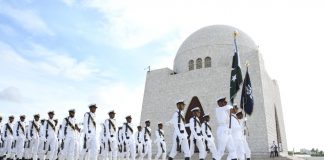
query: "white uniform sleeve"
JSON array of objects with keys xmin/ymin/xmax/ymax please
[
  {"xmin": 83, "ymin": 113, "xmax": 89, "ymax": 135},
  {"xmin": 172, "ymin": 113, "xmax": 182, "ymax": 136},
  {"xmin": 59, "ymin": 119, "xmax": 67, "ymax": 140},
  {"xmin": 105, "ymin": 120, "xmax": 111, "ymax": 140},
  {"xmin": 13, "ymin": 122, "xmax": 18, "ymax": 138}
]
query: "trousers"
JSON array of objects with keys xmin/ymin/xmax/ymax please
[
  {"xmin": 189, "ymin": 136, "xmax": 206, "ymax": 159},
  {"xmin": 169, "ymin": 133, "xmax": 190, "ymax": 158},
  {"xmin": 215, "ymin": 126, "xmax": 237, "ymax": 160},
  {"xmin": 154, "ymin": 141, "xmax": 166, "ymax": 160}
]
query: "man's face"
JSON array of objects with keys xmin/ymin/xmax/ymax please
[
  {"xmin": 35, "ymin": 116, "xmax": 40, "ymax": 121},
  {"xmin": 158, "ymin": 124, "xmax": 163, "ymax": 129},
  {"xmin": 9, "ymin": 118, "xmax": 14, "ymax": 123},
  {"xmin": 205, "ymin": 116, "xmax": 210, "ymax": 122},
  {"xmin": 126, "ymin": 118, "xmax": 132, "ymax": 123},
  {"xmin": 177, "ymin": 103, "xmax": 185, "ymax": 110},
  {"xmin": 145, "ymin": 122, "xmax": 150, "ymax": 127},
  {"xmin": 20, "ymin": 117, "xmax": 25, "ymax": 122},
  {"xmin": 0, "ymin": 117, "xmax": 2, "ymax": 122},
  {"xmin": 109, "ymin": 113, "xmax": 115, "ymax": 119},
  {"xmin": 49, "ymin": 114, "xmax": 54, "ymax": 119},
  {"xmin": 69, "ymin": 112, "xmax": 75, "ymax": 118},
  {"xmin": 90, "ymin": 107, "xmax": 97, "ymax": 113},
  {"xmin": 194, "ymin": 111, "xmax": 201, "ymax": 117},
  {"xmin": 137, "ymin": 127, "xmax": 142, "ymax": 131}
]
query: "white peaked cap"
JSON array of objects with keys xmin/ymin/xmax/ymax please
[
  {"xmin": 203, "ymin": 114, "xmax": 210, "ymax": 118},
  {"xmin": 176, "ymin": 99, "xmax": 185, "ymax": 104},
  {"xmin": 191, "ymin": 107, "xmax": 200, "ymax": 112},
  {"xmin": 217, "ymin": 97, "xmax": 226, "ymax": 102}
]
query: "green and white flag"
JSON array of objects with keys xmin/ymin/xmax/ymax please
[{"xmin": 230, "ymin": 32, "xmax": 243, "ymax": 104}]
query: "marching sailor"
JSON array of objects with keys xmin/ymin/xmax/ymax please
[
  {"xmin": 28, "ymin": 114, "xmax": 41, "ymax": 160},
  {"xmin": 189, "ymin": 107, "xmax": 206, "ymax": 160},
  {"xmin": 42, "ymin": 111, "xmax": 58, "ymax": 160},
  {"xmin": 140, "ymin": 120, "xmax": 152, "ymax": 160},
  {"xmin": 104, "ymin": 110, "xmax": 118, "ymax": 160},
  {"xmin": 59, "ymin": 109, "xmax": 77, "ymax": 160},
  {"xmin": 122, "ymin": 115, "xmax": 136, "ymax": 160},
  {"xmin": 229, "ymin": 106, "xmax": 245, "ymax": 160},
  {"xmin": 154, "ymin": 123, "xmax": 166, "ymax": 160},
  {"xmin": 2, "ymin": 116, "xmax": 15, "ymax": 160},
  {"xmin": 83, "ymin": 104, "xmax": 98, "ymax": 160},
  {"xmin": 237, "ymin": 112, "xmax": 251, "ymax": 160},
  {"xmin": 201, "ymin": 114, "xmax": 217, "ymax": 160},
  {"xmin": 214, "ymin": 97, "xmax": 237, "ymax": 160},
  {"xmin": 37, "ymin": 119, "xmax": 46, "ymax": 160},
  {"xmin": 14, "ymin": 115, "xmax": 26, "ymax": 160},
  {"xmin": 168, "ymin": 100, "xmax": 190, "ymax": 160}
]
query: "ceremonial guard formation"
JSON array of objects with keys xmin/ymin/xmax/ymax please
[{"xmin": 0, "ymin": 96, "xmax": 251, "ymax": 160}]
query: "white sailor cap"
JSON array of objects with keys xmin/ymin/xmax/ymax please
[
  {"xmin": 125, "ymin": 115, "xmax": 132, "ymax": 119},
  {"xmin": 157, "ymin": 122, "xmax": 163, "ymax": 125},
  {"xmin": 34, "ymin": 114, "xmax": 40, "ymax": 117},
  {"xmin": 145, "ymin": 119, "xmax": 150, "ymax": 123},
  {"xmin": 9, "ymin": 115, "xmax": 14, "ymax": 119},
  {"xmin": 48, "ymin": 111, "xmax": 55, "ymax": 115},
  {"xmin": 108, "ymin": 110, "xmax": 116, "ymax": 114},
  {"xmin": 203, "ymin": 114, "xmax": 210, "ymax": 118},
  {"xmin": 20, "ymin": 115, "xmax": 26, "ymax": 118},
  {"xmin": 68, "ymin": 109, "xmax": 75, "ymax": 112},
  {"xmin": 176, "ymin": 100, "xmax": 185, "ymax": 104},
  {"xmin": 217, "ymin": 97, "xmax": 226, "ymax": 102},
  {"xmin": 191, "ymin": 107, "xmax": 200, "ymax": 112}
]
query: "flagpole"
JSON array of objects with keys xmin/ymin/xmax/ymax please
[
  {"xmin": 230, "ymin": 31, "xmax": 238, "ymax": 129},
  {"xmin": 244, "ymin": 61, "xmax": 249, "ymax": 136}
]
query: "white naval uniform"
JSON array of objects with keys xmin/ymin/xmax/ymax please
[
  {"xmin": 154, "ymin": 129, "xmax": 166, "ymax": 160},
  {"xmin": 117, "ymin": 127, "xmax": 126, "ymax": 159},
  {"xmin": 104, "ymin": 118, "xmax": 118, "ymax": 160},
  {"xmin": 2, "ymin": 122, "xmax": 15, "ymax": 159},
  {"xmin": 83, "ymin": 112, "xmax": 98, "ymax": 159},
  {"xmin": 37, "ymin": 122, "xmax": 46, "ymax": 160},
  {"xmin": 42, "ymin": 119, "xmax": 58, "ymax": 160},
  {"xmin": 98, "ymin": 124, "xmax": 106, "ymax": 160},
  {"xmin": 14, "ymin": 120, "xmax": 26, "ymax": 159},
  {"xmin": 228, "ymin": 114, "xmax": 244, "ymax": 160},
  {"xmin": 80, "ymin": 129, "xmax": 89, "ymax": 160},
  {"xmin": 135, "ymin": 131, "xmax": 143, "ymax": 158},
  {"xmin": 122, "ymin": 122, "xmax": 136, "ymax": 160},
  {"xmin": 189, "ymin": 116, "xmax": 206, "ymax": 159},
  {"xmin": 169, "ymin": 110, "xmax": 191, "ymax": 158},
  {"xmin": 74, "ymin": 130, "xmax": 81, "ymax": 160},
  {"xmin": 214, "ymin": 105, "xmax": 237, "ymax": 160},
  {"xmin": 240, "ymin": 119, "xmax": 251, "ymax": 159},
  {"xmin": 201, "ymin": 121, "xmax": 217, "ymax": 160},
  {"xmin": 59, "ymin": 117, "xmax": 77, "ymax": 160},
  {"xmin": 28, "ymin": 120, "xmax": 41, "ymax": 160},
  {"xmin": 141, "ymin": 126, "xmax": 152, "ymax": 160},
  {"xmin": 24, "ymin": 126, "xmax": 32, "ymax": 159}
]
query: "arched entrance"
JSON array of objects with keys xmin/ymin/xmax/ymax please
[{"xmin": 184, "ymin": 96, "xmax": 206, "ymax": 152}]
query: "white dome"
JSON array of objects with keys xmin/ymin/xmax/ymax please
[{"xmin": 173, "ymin": 25, "xmax": 257, "ymax": 73}]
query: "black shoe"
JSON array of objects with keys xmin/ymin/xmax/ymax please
[
  {"xmin": 168, "ymin": 157, "xmax": 173, "ymax": 160},
  {"xmin": 185, "ymin": 157, "xmax": 190, "ymax": 160},
  {"xmin": 247, "ymin": 158, "xmax": 251, "ymax": 160},
  {"xmin": 199, "ymin": 159, "xmax": 204, "ymax": 160},
  {"xmin": 231, "ymin": 159, "xmax": 238, "ymax": 160}
]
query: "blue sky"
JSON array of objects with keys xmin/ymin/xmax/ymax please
[{"xmin": 1, "ymin": 0, "xmax": 324, "ymax": 151}]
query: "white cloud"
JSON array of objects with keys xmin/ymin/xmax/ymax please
[
  {"xmin": 87, "ymin": 82, "xmax": 144, "ymax": 126},
  {"xmin": 0, "ymin": 41, "xmax": 98, "ymax": 81},
  {"xmin": 0, "ymin": 87, "xmax": 22, "ymax": 103},
  {"xmin": 61, "ymin": 0, "xmax": 76, "ymax": 6},
  {"xmin": 0, "ymin": 2, "xmax": 54, "ymax": 36}
]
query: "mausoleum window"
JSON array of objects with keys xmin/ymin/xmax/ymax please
[
  {"xmin": 196, "ymin": 58, "xmax": 202, "ymax": 69},
  {"xmin": 205, "ymin": 57, "xmax": 211, "ymax": 68},
  {"xmin": 188, "ymin": 60, "xmax": 194, "ymax": 71}
]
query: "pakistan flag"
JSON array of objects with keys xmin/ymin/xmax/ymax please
[{"xmin": 230, "ymin": 32, "xmax": 243, "ymax": 103}]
